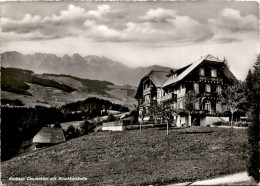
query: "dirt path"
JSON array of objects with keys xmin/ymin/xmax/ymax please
[{"xmin": 168, "ymin": 172, "xmax": 257, "ymax": 185}]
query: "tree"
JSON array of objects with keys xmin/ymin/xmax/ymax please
[
  {"xmin": 54, "ymin": 122, "xmax": 61, "ymax": 128},
  {"xmin": 220, "ymin": 83, "xmax": 245, "ymax": 126},
  {"xmin": 138, "ymin": 106, "xmax": 147, "ymax": 131},
  {"xmin": 160, "ymin": 102, "xmax": 176, "ymax": 135},
  {"xmin": 245, "ymin": 54, "xmax": 260, "ymax": 182},
  {"xmin": 65, "ymin": 125, "xmax": 80, "ymax": 140},
  {"xmin": 101, "ymin": 105, "xmax": 107, "ymax": 116},
  {"xmin": 80, "ymin": 120, "xmax": 95, "ymax": 135},
  {"xmin": 223, "ymin": 57, "xmax": 230, "ymax": 68},
  {"xmin": 130, "ymin": 106, "xmax": 139, "ymax": 124},
  {"xmin": 107, "ymin": 114, "xmax": 116, "ymax": 122},
  {"xmin": 183, "ymin": 91, "xmax": 199, "ymax": 126},
  {"xmin": 119, "ymin": 106, "xmax": 129, "ymax": 113},
  {"xmin": 148, "ymin": 101, "xmax": 176, "ymax": 135}
]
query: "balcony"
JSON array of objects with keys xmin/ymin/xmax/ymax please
[
  {"xmin": 199, "ymin": 76, "xmax": 223, "ymax": 82},
  {"xmin": 201, "ymin": 92, "xmax": 218, "ymax": 97},
  {"xmin": 143, "ymin": 87, "xmax": 151, "ymax": 95},
  {"xmin": 160, "ymin": 93, "xmax": 177, "ymax": 102},
  {"xmin": 193, "ymin": 110, "xmax": 208, "ymax": 115}
]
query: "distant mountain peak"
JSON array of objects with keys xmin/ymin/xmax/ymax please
[
  {"xmin": 63, "ymin": 54, "xmax": 70, "ymax": 58},
  {"xmin": 1, "ymin": 51, "xmax": 176, "ymax": 86},
  {"xmin": 72, "ymin": 53, "xmax": 82, "ymax": 57}
]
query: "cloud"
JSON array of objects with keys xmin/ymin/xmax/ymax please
[
  {"xmin": 2, "ymin": 5, "xmax": 258, "ymax": 45},
  {"xmin": 83, "ymin": 20, "xmax": 124, "ymax": 41},
  {"xmin": 124, "ymin": 7, "xmax": 258, "ymax": 45},
  {"xmin": 2, "ymin": 14, "xmax": 42, "ymax": 34},
  {"xmin": 124, "ymin": 8, "xmax": 213, "ymax": 44},
  {"xmin": 140, "ymin": 8, "xmax": 176, "ymax": 23},
  {"xmin": 2, "ymin": 4, "xmax": 126, "ymax": 41},
  {"xmin": 87, "ymin": 4, "xmax": 111, "ymax": 19},
  {"xmin": 208, "ymin": 8, "xmax": 258, "ymax": 42}
]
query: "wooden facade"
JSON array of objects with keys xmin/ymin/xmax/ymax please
[{"xmin": 135, "ymin": 54, "xmax": 238, "ymax": 123}]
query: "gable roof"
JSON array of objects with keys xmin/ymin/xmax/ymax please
[
  {"xmin": 148, "ymin": 70, "xmax": 170, "ymax": 87},
  {"xmin": 163, "ymin": 54, "xmax": 224, "ymax": 87},
  {"xmin": 169, "ymin": 63, "xmax": 192, "ymax": 76},
  {"xmin": 135, "ymin": 54, "xmax": 238, "ymax": 98},
  {"xmin": 32, "ymin": 127, "xmax": 66, "ymax": 144},
  {"xmin": 135, "ymin": 70, "xmax": 170, "ymax": 99}
]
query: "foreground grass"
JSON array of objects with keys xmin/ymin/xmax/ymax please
[{"xmin": 2, "ymin": 127, "xmax": 248, "ymax": 185}]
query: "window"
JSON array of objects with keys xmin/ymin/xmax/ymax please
[
  {"xmin": 195, "ymin": 102, "xmax": 200, "ymax": 110},
  {"xmin": 205, "ymin": 100, "xmax": 211, "ymax": 112},
  {"xmin": 200, "ymin": 68, "xmax": 205, "ymax": 76},
  {"xmin": 216, "ymin": 85, "xmax": 222, "ymax": 94},
  {"xmin": 179, "ymin": 100, "xmax": 183, "ymax": 109},
  {"xmin": 211, "ymin": 69, "xmax": 217, "ymax": 77},
  {"xmin": 162, "ymin": 91, "xmax": 165, "ymax": 96},
  {"xmin": 193, "ymin": 83, "xmax": 199, "ymax": 93},
  {"xmin": 205, "ymin": 84, "xmax": 211, "ymax": 92}
]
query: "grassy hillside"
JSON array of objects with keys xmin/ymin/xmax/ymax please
[
  {"xmin": 2, "ymin": 127, "xmax": 248, "ymax": 185},
  {"xmin": 42, "ymin": 73, "xmax": 113, "ymax": 95},
  {"xmin": 1, "ymin": 67, "xmax": 76, "ymax": 95},
  {"xmin": 1, "ymin": 67, "xmax": 137, "ymax": 108},
  {"xmin": 1, "ymin": 67, "xmax": 33, "ymax": 95},
  {"xmin": 1, "ymin": 97, "xmax": 129, "ymax": 161}
]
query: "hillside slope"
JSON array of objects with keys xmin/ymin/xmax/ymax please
[
  {"xmin": 1, "ymin": 127, "xmax": 248, "ymax": 185},
  {"xmin": 1, "ymin": 51, "xmax": 175, "ymax": 86},
  {"xmin": 1, "ymin": 67, "xmax": 137, "ymax": 108}
]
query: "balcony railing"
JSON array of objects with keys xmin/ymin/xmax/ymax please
[
  {"xmin": 199, "ymin": 76, "xmax": 223, "ymax": 82},
  {"xmin": 201, "ymin": 92, "xmax": 218, "ymax": 97},
  {"xmin": 193, "ymin": 110, "xmax": 208, "ymax": 115},
  {"xmin": 160, "ymin": 93, "xmax": 177, "ymax": 102}
]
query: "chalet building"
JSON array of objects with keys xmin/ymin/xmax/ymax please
[
  {"xmin": 32, "ymin": 126, "xmax": 66, "ymax": 148},
  {"xmin": 135, "ymin": 54, "xmax": 238, "ymax": 127}
]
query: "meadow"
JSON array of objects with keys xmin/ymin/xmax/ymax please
[{"xmin": 2, "ymin": 126, "xmax": 248, "ymax": 185}]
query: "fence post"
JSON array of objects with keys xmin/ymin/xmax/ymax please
[{"xmin": 167, "ymin": 121, "xmax": 169, "ymax": 135}]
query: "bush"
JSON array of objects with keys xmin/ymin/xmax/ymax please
[
  {"xmin": 119, "ymin": 107, "xmax": 129, "ymax": 113},
  {"xmin": 1, "ymin": 99, "xmax": 24, "ymax": 106},
  {"xmin": 213, "ymin": 122, "xmax": 223, "ymax": 126},
  {"xmin": 54, "ymin": 122, "xmax": 61, "ymax": 128},
  {"xmin": 65, "ymin": 125, "xmax": 80, "ymax": 140},
  {"xmin": 234, "ymin": 121, "xmax": 249, "ymax": 127},
  {"xmin": 107, "ymin": 114, "xmax": 116, "ymax": 122},
  {"xmin": 192, "ymin": 117, "xmax": 200, "ymax": 126},
  {"xmin": 247, "ymin": 121, "xmax": 259, "ymax": 182},
  {"xmin": 80, "ymin": 120, "xmax": 95, "ymax": 135},
  {"xmin": 130, "ymin": 110, "xmax": 138, "ymax": 124}
]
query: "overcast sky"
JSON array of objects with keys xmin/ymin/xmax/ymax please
[{"xmin": 1, "ymin": 1, "xmax": 259, "ymax": 80}]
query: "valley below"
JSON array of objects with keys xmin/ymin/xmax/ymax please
[{"xmin": 1, "ymin": 67, "xmax": 137, "ymax": 109}]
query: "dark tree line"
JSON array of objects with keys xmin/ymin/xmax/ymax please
[
  {"xmin": 1, "ymin": 97, "xmax": 129, "ymax": 161},
  {"xmin": 60, "ymin": 97, "xmax": 129, "ymax": 114},
  {"xmin": 1, "ymin": 106, "xmax": 64, "ymax": 161},
  {"xmin": 245, "ymin": 54, "xmax": 260, "ymax": 182}
]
